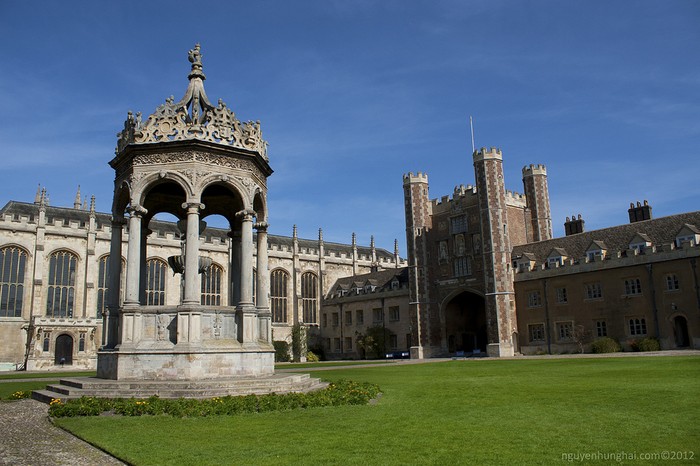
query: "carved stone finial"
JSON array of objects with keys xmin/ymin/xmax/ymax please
[
  {"xmin": 293, "ymin": 224, "xmax": 298, "ymax": 239},
  {"xmin": 73, "ymin": 185, "xmax": 82, "ymax": 210},
  {"xmin": 319, "ymin": 228, "xmax": 323, "ymax": 242},
  {"xmin": 352, "ymin": 232, "xmax": 357, "ymax": 247},
  {"xmin": 114, "ymin": 45, "xmax": 268, "ymax": 160},
  {"xmin": 370, "ymin": 235, "xmax": 375, "ymax": 249},
  {"xmin": 394, "ymin": 239, "xmax": 399, "ymax": 255},
  {"xmin": 34, "ymin": 184, "xmax": 42, "ymax": 205},
  {"xmin": 89, "ymin": 195, "xmax": 96, "ymax": 214}
]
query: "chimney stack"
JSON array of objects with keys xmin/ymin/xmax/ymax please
[
  {"xmin": 628, "ymin": 200, "xmax": 652, "ymax": 223},
  {"xmin": 564, "ymin": 214, "xmax": 585, "ymax": 236}
]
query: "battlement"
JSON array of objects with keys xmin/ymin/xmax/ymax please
[
  {"xmin": 403, "ymin": 172, "xmax": 429, "ymax": 184},
  {"xmin": 473, "ymin": 147, "xmax": 502, "ymax": 162},
  {"xmin": 522, "ymin": 164, "xmax": 547, "ymax": 176},
  {"xmin": 432, "ymin": 185, "xmax": 477, "ymax": 207},
  {"xmin": 505, "ymin": 190, "xmax": 527, "ymax": 207}
]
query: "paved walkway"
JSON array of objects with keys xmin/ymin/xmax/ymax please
[
  {"xmin": 0, "ymin": 399, "xmax": 124, "ymax": 466},
  {"xmin": 1, "ymin": 350, "xmax": 698, "ymax": 465}
]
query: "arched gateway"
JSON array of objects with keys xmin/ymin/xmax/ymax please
[
  {"xmin": 443, "ymin": 291, "xmax": 487, "ymax": 354},
  {"xmin": 97, "ymin": 44, "xmax": 275, "ymax": 380}
]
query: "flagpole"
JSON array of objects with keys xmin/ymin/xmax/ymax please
[{"xmin": 470, "ymin": 116, "xmax": 475, "ymax": 153}]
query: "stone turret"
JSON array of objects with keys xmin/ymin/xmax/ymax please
[
  {"xmin": 402, "ymin": 171, "xmax": 432, "ymax": 359},
  {"xmin": 522, "ymin": 164, "xmax": 552, "ymax": 242},
  {"xmin": 473, "ymin": 147, "xmax": 516, "ymax": 357}
]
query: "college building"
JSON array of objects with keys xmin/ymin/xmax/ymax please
[{"xmin": 1, "ymin": 46, "xmax": 698, "ymax": 371}]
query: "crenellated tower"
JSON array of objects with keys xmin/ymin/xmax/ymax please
[
  {"xmin": 473, "ymin": 147, "xmax": 517, "ymax": 357},
  {"xmin": 522, "ymin": 164, "xmax": 552, "ymax": 242},
  {"xmin": 402, "ymin": 172, "xmax": 432, "ymax": 358}
]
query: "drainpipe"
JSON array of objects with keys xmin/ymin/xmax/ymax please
[
  {"xmin": 690, "ymin": 258, "xmax": 700, "ymax": 311},
  {"xmin": 543, "ymin": 279, "xmax": 551, "ymax": 355},
  {"xmin": 647, "ymin": 264, "xmax": 660, "ymax": 339}
]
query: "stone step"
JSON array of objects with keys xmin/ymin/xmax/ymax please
[{"xmin": 32, "ymin": 374, "xmax": 328, "ymax": 403}]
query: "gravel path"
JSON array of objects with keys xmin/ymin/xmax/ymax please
[{"xmin": 0, "ymin": 399, "xmax": 125, "ymax": 466}]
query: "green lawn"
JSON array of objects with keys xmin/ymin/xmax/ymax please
[
  {"xmin": 52, "ymin": 357, "xmax": 699, "ymax": 465},
  {"xmin": 276, "ymin": 360, "xmax": 395, "ymax": 370},
  {"xmin": 0, "ymin": 370, "xmax": 95, "ymax": 380},
  {"xmin": 0, "ymin": 380, "xmax": 59, "ymax": 399}
]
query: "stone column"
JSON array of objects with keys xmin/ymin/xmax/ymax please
[
  {"xmin": 237, "ymin": 209, "xmax": 255, "ymax": 306},
  {"xmin": 236, "ymin": 209, "xmax": 257, "ymax": 344},
  {"xmin": 229, "ymin": 231, "xmax": 241, "ymax": 306},
  {"xmin": 104, "ymin": 216, "xmax": 125, "ymax": 349},
  {"xmin": 255, "ymin": 221, "xmax": 271, "ymax": 343},
  {"xmin": 182, "ymin": 202, "xmax": 204, "ymax": 305},
  {"xmin": 124, "ymin": 205, "xmax": 146, "ymax": 305}
]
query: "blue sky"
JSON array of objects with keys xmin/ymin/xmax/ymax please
[{"xmin": 1, "ymin": 1, "xmax": 698, "ymax": 255}]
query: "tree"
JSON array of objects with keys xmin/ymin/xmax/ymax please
[
  {"xmin": 356, "ymin": 325, "xmax": 395, "ymax": 359},
  {"xmin": 290, "ymin": 323, "xmax": 307, "ymax": 362}
]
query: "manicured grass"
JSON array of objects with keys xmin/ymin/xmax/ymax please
[
  {"xmin": 276, "ymin": 360, "xmax": 394, "ymax": 370},
  {"xmin": 0, "ymin": 370, "xmax": 95, "ymax": 380},
  {"xmin": 54, "ymin": 357, "xmax": 699, "ymax": 465},
  {"xmin": 0, "ymin": 381, "xmax": 58, "ymax": 399}
]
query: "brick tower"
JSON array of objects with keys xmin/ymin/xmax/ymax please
[
  {"xmin": 473, "ymin": 148, "xmax": 517, "ymax": 357},
  {"xmin": 402, "ymin": 172, "xmax": 432, "ymax": 358},
  {"xmin": 522, "ymin": 164, "xmax": 552, "ymax": 242}
]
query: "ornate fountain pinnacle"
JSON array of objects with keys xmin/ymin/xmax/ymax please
[{"xmin": 188, "ymin": 43, "xmax": 205, "ymax": 80}]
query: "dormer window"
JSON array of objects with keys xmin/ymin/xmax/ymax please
[
  {"xmin": 585, "ymin": 241, "xmax": 607, "ymax": 262},
  {"xmin": 629, "ymin": 233, "xmax": 652, "ymax": 254},
  {"xmin": 547, "ymin": 256, "xmax": 562, "ymax": 268},
  {"xmin": 514, "ymin": 254, "xmax": 536, "ymax": 273},
  {"xmin": 675, "ymin": 224, "xmax": 700, "ymax": 248}
]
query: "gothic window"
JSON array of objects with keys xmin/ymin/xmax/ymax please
[
  {"xmin": 453, "ymin": 256, "xmax": 470, "ymax": 277},
  {"xmin": 585, "ymin": 282, "xmax": 603, "ymax": 300},
  {"xmin": 596, "ymin": 320, "xmax": 607, "ymax": 337},
  {"xmin": 301, "ymin": 272, "xmax": 318, "ymax": 324},
  {"xmin": 46, "ymin": 250, "xmax": 78, "ymax": 318},
  {"xmin": 356, "ymin": 309, "xmax": 364, "ymax": 325},
  {"xmin": 270, "ymin": 269, "xmax": 289, "ymax": 323},
  {"xmin": 555, "ymin": 287, "xmax": 568, "ymax": 304},
  {"xmin": 97, "ymin": 256, "xmax": 109, "ymax": 319},
  {"xmin": 146, "ymin": 259, "xmax": 167, "ymax": 306},
  {"xmin": 624, "ymin": 278, "xmax": 642, "ymax": 296},
  {"xmin": 665, "ymin": 274, "xmax": 680, "ymax": 291},
  {"xmin": 527, "ymin": 291, "xmax": 542, "ymax": 308},
  {"xmin": 628, "ymin": 318, "xmax": 647, "ymax": 336},
  {"xmin": 201, "ymin": 263, "xmax": 223, "ymax": 306},
  {"xmin": 450, "ymin": 215, "xmax": 468, "ymax": 234},
  {"xmin": 528, "ymin": 324, "xmax": 545, "ymax": 342},
  {"xmin": 556, "ymin": 321, "xmax": 573, "ymax": 341},
  {"xmin": 79, "ymin": 333, "xmax": 86, "ymax": 352},
  {"xmin": 97, "ymin": 255, "xmax": 125, "ymax": 319},
  {"xmin": 0, "ymin": 246, "xmax": 27, "ymax": 317},
  {"xmin": 43, "ymin": 332, "xmax": 50, "ymax": 352}
]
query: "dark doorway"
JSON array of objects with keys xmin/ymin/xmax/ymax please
[
  {"xmin": 674, "ymin": 316, "xmax": 690, "ymax": 348},
  {"xmin": 54, "ymin": 334, "xmax": 73, "ymax": 365},
  {"xmin": 444, "ymin": 292, "xmax": 487, "ymax": 354}
]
